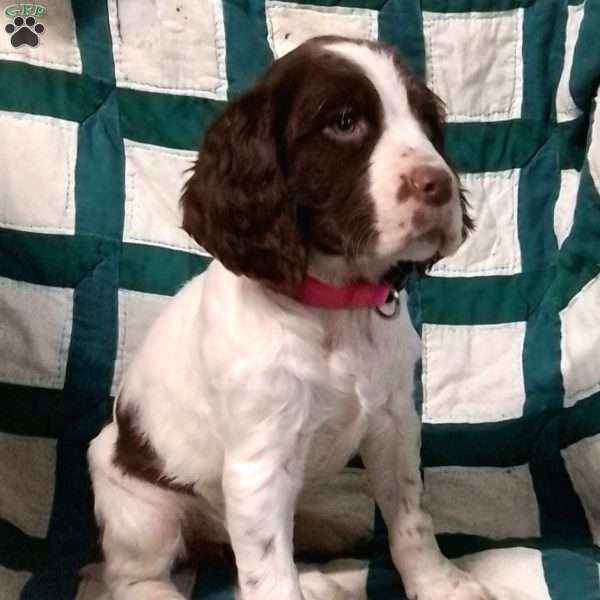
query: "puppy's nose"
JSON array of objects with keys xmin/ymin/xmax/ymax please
[{"xmin": 408, "ymin": 166, "xmax": 452, "ymax": 207}]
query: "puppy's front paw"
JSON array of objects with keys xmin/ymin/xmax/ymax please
[{"xmin": 406, "ymin": 567, "xmax": 495, "ymax": 600}]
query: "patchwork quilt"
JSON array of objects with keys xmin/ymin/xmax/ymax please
[{"xmin": 1, "ymin": 1, "xmax": 600, "ymax": 599}]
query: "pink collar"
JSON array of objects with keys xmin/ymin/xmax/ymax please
[{"xmin": 293, "ymin": 275, "xmax": 392, "ymax": 310}]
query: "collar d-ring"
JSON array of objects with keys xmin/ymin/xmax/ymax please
[{"xmin": 375, "ymin": 289, "xmax": 401, "ymax": 320}]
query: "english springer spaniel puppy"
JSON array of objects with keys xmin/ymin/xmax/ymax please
[{"xmin": 88, "ymin": 36, "xmax": 491, "ymax": 600}]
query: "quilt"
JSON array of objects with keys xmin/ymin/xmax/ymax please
[{"xmin": 0, "ymin": 1, "xmax": 600, "ymax": 599}]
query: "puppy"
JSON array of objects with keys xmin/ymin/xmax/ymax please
[{"xmin": 88, "ymin": 36, "xmax": 491, "ymax": 600}]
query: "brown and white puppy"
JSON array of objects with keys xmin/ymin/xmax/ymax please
[{"xmin": 88, "ymin": 37, "xmax": 490, "ymax": 600}]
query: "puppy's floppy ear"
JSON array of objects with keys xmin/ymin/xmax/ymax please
[{"xmin": 181, "ymin": 86, "xmax": 307, "ymax": 292}]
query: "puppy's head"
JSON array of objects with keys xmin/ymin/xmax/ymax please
[{"xmin": 182, "ymin": 36, "xmax": 471, "ymax": 292}]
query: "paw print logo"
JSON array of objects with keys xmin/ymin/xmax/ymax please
[{"xmin": 5, "ymin": 16, "xmax": 45, "ymax": 48}]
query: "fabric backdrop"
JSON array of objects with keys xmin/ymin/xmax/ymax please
[{"xmin": 0, "ymin": 1, "xmax": 599, "ymax": 599}]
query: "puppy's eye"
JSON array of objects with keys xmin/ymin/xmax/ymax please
[
  {"xmin": 324, "ymin": 108, "xmax": 365, "ymax": 141},
  {"xmin": 335, "ymin": 110, "xmax": 356, "ymax": 132}
]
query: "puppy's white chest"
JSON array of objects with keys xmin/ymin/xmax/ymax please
[
  {"xmin": 305, "ymin": 384, "xmax": 367, "ymax": 480},
  {"xmin": 303, "ymin": 317, "xmax": 381, "ymax": 479}
]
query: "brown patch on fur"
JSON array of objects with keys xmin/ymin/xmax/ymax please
[
  {"xmin": 113, "ymin": 403, "xmax": 194, "ymax": 495},
  {"xmin": 284, "ymin": 46, "xmax": 383, "ymax": 261}
]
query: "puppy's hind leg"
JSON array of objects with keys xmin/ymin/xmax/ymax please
[{"xmin": 88, "ymin": 425, "xmax": 186, "ymax": 600}]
